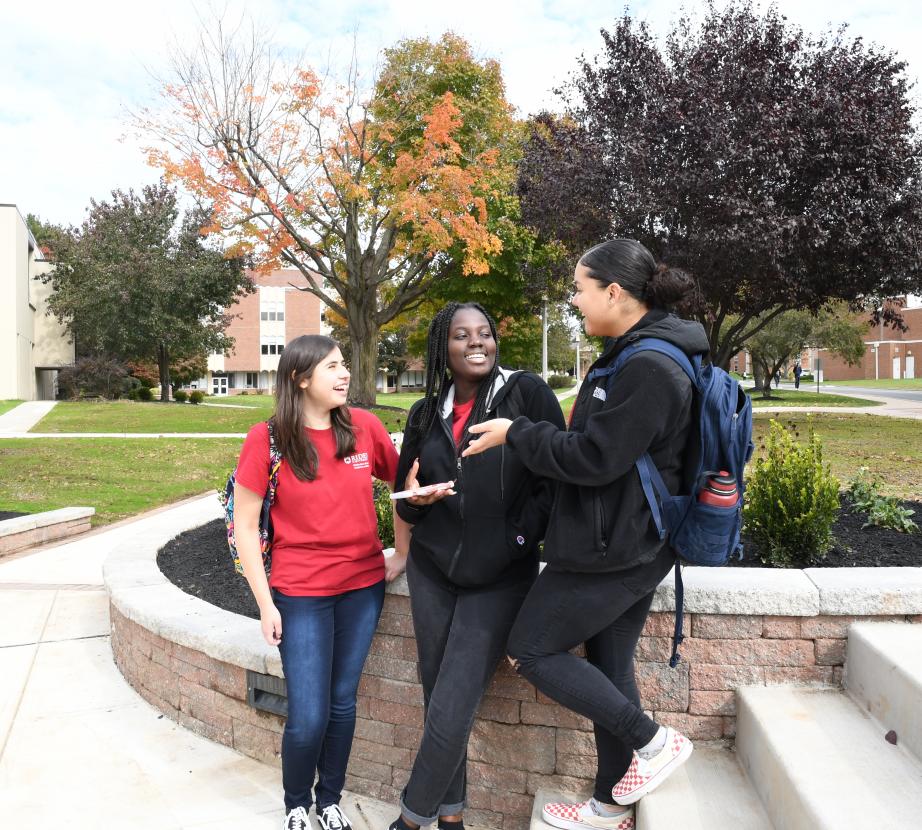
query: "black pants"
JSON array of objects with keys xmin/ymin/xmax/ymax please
[
  {"xmin": 507, "ymin": 547, "xmax": 676, "ymax": 803},
  {"xmin": 401, "ymin": 552, "xmax": 535, "ymax": 825}
]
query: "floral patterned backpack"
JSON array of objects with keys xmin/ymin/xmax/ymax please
[{"xmin": 219, "ymin": 420, "xmax": 283, "ymax": 575}]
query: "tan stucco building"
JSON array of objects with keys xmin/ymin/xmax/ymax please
[{"xmin": 0, "ymin": 204, "xmax": 74, "ymax": 400}]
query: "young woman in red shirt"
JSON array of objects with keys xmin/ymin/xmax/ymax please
[{"xmin": 233, "ymin": 334, "xmax": 410, "ymax": 830}]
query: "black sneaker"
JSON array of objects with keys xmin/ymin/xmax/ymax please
[
  {"xmin": 284, "ymin": 806, "xmax": 310, "ymax": 830},
  {"xmin": 318, "ymin": 803, "xmax": 354, "ymax": 830}
]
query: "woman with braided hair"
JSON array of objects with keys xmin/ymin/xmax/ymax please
[{"xmin": 386, "ymin": 302, "xmax": 566, "ymax": 830}]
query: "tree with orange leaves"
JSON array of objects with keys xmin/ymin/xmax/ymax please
[{"xmin": 138, "ymin": 26, "xmax": 514, "ymax": 405}]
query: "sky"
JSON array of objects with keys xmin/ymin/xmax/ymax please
[{"xmin": 2, "ymin": 0, "xmax": 920, "ymax": 227}]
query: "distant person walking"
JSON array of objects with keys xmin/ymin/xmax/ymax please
[{"xmin": 794, "ymin": 363, "xmax": 803, "ymax": 389}]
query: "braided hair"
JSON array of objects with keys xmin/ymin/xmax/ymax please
[{"xmin": 410, "ymin": 302, "xmax": 501, "ymax": 450}]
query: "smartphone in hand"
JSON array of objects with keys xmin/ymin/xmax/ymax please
[{"xmin": 389, "ymin": 482, "xmax": 454, "ymax": 500}]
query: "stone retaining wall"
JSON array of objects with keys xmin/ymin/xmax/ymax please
[
  {"xmin": 109, "ymin": 567, "xmax": 922, "ymax": 830},
  {"xmin": 105, "ymin": 505, "xmax": 922, "ymax": 830},
  {"xmin": 0, "ymin": 506, "xmax": 95, "ymax": 556}
]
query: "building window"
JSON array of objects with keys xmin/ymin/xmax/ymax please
[
  {"xmin": 246, "ymin": 372, "xmax": 257, "ymax": 388},
  {"xmin": 261, "ymin": 336, "xmax": 285, "ymax": 355},
  {"xmin": 261, "ymin": 299, "xmax": 284, "ymax": 322}
]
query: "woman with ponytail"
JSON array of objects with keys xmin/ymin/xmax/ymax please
[
  {"xmin": 387, "ymin": 302, "xmax": 565, "ymax": 830},
  {"xmin": 233, "ymin": 334, "xmax": 411, "ymax": 830},
  {"xmin": 463, "ymin": 240, "xmax": 708, "ymax": 827}
]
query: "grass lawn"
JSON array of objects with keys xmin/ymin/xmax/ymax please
[
  {"xmin": 823, "ymin": 378, "xmax": 922, "ymax": 390},
  {"xmin": 753, "ymin": 413, "xmax": 921, "ymax": 500},
  {"xmin": 0, "ymin": 438, "xmax": 241, "ymax": 525},
  {"xmin": 33, "ymin": 401, "xmax": 272, "ymax": 433},
  {"xmin": 31, "ymin": 399, "xmax": 408, "ymax": 435},
  {"xmin": 378, "ymin": 392, "xmax": 424, "ymax": 410},
  {"xmin": 0, "ymin": 400, "xmax": 23, "ymax": 417},
  {"xmin": 746, "ymin": 388, "xmax": 881, "ymax": 407},
  {"xmin": 203, "ymin": 394, "xmax": 274, "ymax": 408}
]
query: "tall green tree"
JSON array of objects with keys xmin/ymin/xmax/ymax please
[
  {"xmin": 519, "ymin": 2, "xmax": 922, "ymax": 366},
  {"xmin": 747, "ymin": 306, "xmax": 868, "ymax": 397},
  {"xmin": 42, "ymin": 182, "xmax": 250, "ymax": 401}
]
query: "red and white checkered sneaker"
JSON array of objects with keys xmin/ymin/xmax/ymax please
[
  {"xmin": 541, "ymin": 798, "xmax": 634, "ymax": 830},
  {"xmin": 611, "ymin": 727, "xmax": 693, "ymax": 805}
]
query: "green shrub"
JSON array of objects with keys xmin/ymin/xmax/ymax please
[
  {"xmin": 173, "ymin": 389, "xmax": 188, "ymax": 403},
  {"xmin": 136, "ymin": 386, "xmax": 154, "ymax": 402},
  {"xmin": 547, "ymin": 374, "xmax": 576, "ymax": 389},
  {"xmin": 373, "ymin": 479, "xmax": 395, "ymax": 549},
  {"xmin": 847, "ymin": 467, "xmax": 918, "ymax": 533},
  {"xmin": 189, "ymin": 390, "xmax": 205, "ymax": 405},
  {"xmin": 743, "ymin": 418, "xmax": 840, "ymax": 566},
  {"xmin": 847, "ymin": 466, "xmax": 884, "ymax": 513}
]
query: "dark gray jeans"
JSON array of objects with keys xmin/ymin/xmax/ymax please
[
  {"xmin": 401, "ymin": 552, "xmax": 535, "ymax": 825},
  {"xmin": 507, "ymin": 546, "xmax": 676, "ymax": 802}
]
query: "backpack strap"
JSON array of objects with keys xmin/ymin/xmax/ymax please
[
  {"xmin": 266, "ymin": 420, "xmax": 283, "ymax": 495},
  {"xmin": 670, "ymin": 561, "xmax": 685, "ymax": 667}
]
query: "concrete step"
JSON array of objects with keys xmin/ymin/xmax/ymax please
[
  {"xmin": 636, "ymin": 744, "xmax": 773, "ymax": 830},
  {"xmin": 845, "ymin": 622, "xmax": 922, "ymax": 762},
  {"xmin": 341, "ymin": 791, "xmax": 492, "ymax": 830},
  {"xmin": 530, "ymin": 746, "xmax": 772, "ymax": 830},
  {"xmin": 736, "ymin": 686, "xmax": 922, "ymax": 830}
]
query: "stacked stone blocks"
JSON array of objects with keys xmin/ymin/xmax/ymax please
[{"xmin": 110, "ymin": 590, "xmax": 921, "ymax": 830}]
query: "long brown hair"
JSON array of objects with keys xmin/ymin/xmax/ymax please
[{"xmin": 273, "ymin": 335, "xmax": 355, "ymax": 481}]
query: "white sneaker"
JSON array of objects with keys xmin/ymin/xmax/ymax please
[
  {"xmin": 284, "ymin": 806, "xmax": 310, "ymax": 830},
  {"xmin": 318, "ymin": 803, "xmax": 354, "ymax": 830},
  {"xmin": 611, "ymin": 727, "xmax": 693, "ymax": 805},
  {"xmin": 542, "ymin": 798, "xmax": 634, "ymax": 830}
]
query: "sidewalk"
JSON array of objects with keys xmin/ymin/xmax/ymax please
[
  {"xmin": 753, "ymin": 384, "xmax": 922, "ymax": 420},
  {"xmin": 0, "ymin": 401, "xmax": 57, "ymax": 434},
  {"xmin": 0, "ymin": 496, "xmax": 287, "ymax": 828}
]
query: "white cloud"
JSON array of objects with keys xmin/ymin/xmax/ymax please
[{"xmin": 1, "ymin": 0, "xmax": 919, "ymax": 225}]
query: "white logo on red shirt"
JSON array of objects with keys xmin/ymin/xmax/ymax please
[{"xmin": 344, "ymin": 451, "xmax": 370, "ymax": 470}]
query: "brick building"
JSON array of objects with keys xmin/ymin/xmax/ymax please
[
  {"xmin": 194, "ymin": 267, "xmax": 425, "ymax": 396},
  {"xmin": 197, "ymin": 269, "xmax": 322, "ymax": 396},
  {"xmin": 811, "ymin": 295, "xmax": 922, "ymax": 381}
]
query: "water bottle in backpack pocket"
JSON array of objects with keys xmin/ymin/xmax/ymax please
[{"xmin": 673, "ymin": 472, "xmax": 742, "ymax": 567}]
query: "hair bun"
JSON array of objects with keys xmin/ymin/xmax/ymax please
[{"xmin": 647, "ymin": 264, "xmax": 695, "ymax": 308}]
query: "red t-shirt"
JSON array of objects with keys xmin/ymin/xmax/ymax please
[
  {"xmin": 235, "ymin": 408, "xmax": 399, "ymax": 597},
  {"xmin": 452, "ymin": 397, "xmax": 476, "ymax": 445}
]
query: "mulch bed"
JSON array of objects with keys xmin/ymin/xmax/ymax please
[
  {"xmin": 733, "ymin": 494, "xmax": 922, "ymax": 569},
  {"xmin": 158, "ymin": 518, "xmax": 261, "ymax": 619},
  {"xmin": 158, "ymin": 497, "xmax": 922, "ymax": 619},
  {"xmin": 0, "ymin": 511, "xmax": 29, "ymax": 521}
]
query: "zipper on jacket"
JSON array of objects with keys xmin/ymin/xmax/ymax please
[
  {"xmin": 446, "ymin": 455, "xmax": 465, "ymax": 578},
  {"xmin": 593, "ymin": 492, "xmax": 608, "ymax": 554}
]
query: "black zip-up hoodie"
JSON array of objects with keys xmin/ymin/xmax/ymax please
[
  {"xmin": 506, "ymin": 311, "xmax": 710, "ymax": 573},
  {"xmin": 395, "ymin": 369, "xmax": 566, "ymax": 587}
]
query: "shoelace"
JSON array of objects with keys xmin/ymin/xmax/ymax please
[
  {"xmin": 321, "ymin": 804, "xmax": 346, "ymax": 830},
  {"xmin": 286, "ymin": 806, "xmax": 309, "ymax": 830}
]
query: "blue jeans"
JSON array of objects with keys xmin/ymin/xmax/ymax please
[{"xmin": 274, "ymin": 580, "xmax": 385, "ymax": 812}]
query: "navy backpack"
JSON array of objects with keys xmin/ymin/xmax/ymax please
[{"xmin": 587, "ymin": 338, "xmax": 754, "ymax": 666}]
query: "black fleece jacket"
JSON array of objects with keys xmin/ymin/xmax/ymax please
[
  {"xmin": 395, "ymin": 369, "xmax": 566, "ymax": 587},
  {"xmin": 506, "ymin": 311, "xmax": 710, "ymax": 573}
]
